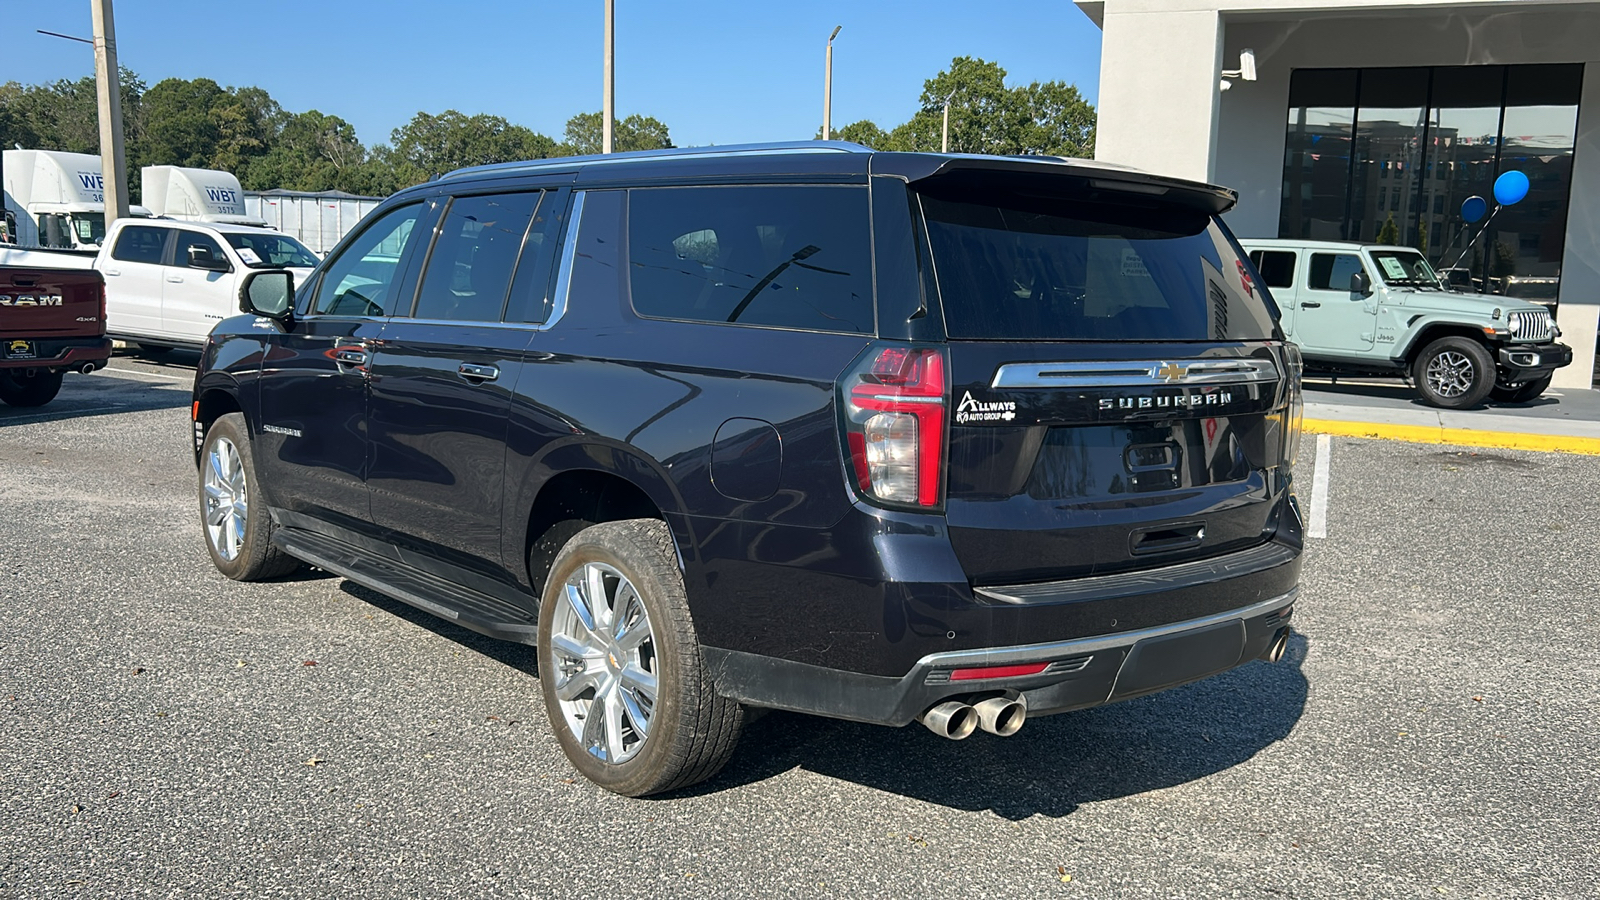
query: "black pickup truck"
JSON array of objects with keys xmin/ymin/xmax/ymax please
[{"xmin": 0, "ymin": 264, "xmax": 110, "ymax": 406}]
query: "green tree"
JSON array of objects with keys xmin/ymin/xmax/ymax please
[
  {"xmin": 242, "ymin": 110, "xmax": 367, "ymax": 192},
  {"xmin": 138, "ymin": 77, "xmax": 229, "ymax": 168},
  {"xmin": 821, "ymin": 119, "xmax": 889, "ymax": 149},
  {"xmin": 1376, "ymin": 213, "xmax": 1400, "ymax": 245},
  {"xmin": 559, "ymin": 112, "xmax": 674, "ymax": 156},
  {"xmin": 382, "ymin": 110, "xmax": 557, "ymax": 187},
  {"xmin": 0, "ymin": 70, "xmax": 147, "ymax": 198},
  {"xmin": 879, "ymin": 57, "xmax": 1095, "ymax": 157}
]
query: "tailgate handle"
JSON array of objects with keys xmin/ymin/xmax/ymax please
[{"xmin": 1131, "ymin": 521, "xmax": 1205, "ymax": 555}]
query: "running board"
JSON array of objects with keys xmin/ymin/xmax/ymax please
[{"xmin": 274, "ymin": 527, "xmax": 540, "ymax": 645}]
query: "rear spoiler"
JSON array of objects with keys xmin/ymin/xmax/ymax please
[{"xmin": 869, "ymin": 152, "xmax": 1238, "ymax": 216}]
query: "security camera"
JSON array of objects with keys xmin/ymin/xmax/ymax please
[{"xmin": 1221, "ymin": 49, "xmax": 1257, "ymax": 87}]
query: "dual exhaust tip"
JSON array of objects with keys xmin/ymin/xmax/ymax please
[
  {"xmin": 919, "ymin": 693, "xmax": 1026, "ymax": 740},
  {"xmin": 921, "ymin": 628, "xmax": 1292, "ymax": 741}
]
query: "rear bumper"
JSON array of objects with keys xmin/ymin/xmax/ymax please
[
  {"xmin": 1497, "ymin": 342, "xmax": 1571, "ymax": 379},
  {"xmin": 703, "ymin": 589, "xmax": 1297, "ymax": 726},
  {"xmin": 0, "ymin": 337, "xmax": 111, "ymax": 370}
]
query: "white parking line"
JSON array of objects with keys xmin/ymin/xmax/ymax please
[
  {"xmin": 1308, "ymin": 433, "xmax": 1332, "ymax": 539},
  {"xmin": 102, "ymin": 367, "xmax": 189, "ymax": 382}
]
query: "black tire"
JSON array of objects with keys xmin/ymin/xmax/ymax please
[
  {"xmin": 0, "ymin": 370, "xmax": 64, "ymax": 407},
  {"xmin": 198, "ymin": 412, "xmax": 302, "ymax": 580},
  {"xmin": 536, "ymin": 519, "xmax": 742, "ymax": 797},
  {"xmin": 1412, "ymin": 337, "xmax": 1495, "ymax": 409},
  {"xmin": 1489, "ymin": 374, "xmax": 1552, "ymax": 404}
]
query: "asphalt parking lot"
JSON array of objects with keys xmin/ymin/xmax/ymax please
[{"xmin": 2, "ymin": 352, "xmax": 1597, "ymax": 899}]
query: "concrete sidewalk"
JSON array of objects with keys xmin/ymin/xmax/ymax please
[{"xmin": 1302, "ymin": 377, "xmax": 1600, "ymax": 454}]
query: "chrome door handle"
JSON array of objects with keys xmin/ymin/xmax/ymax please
[
  {"xmin": 458, "ymin": 363, "xmax": 500, "ymax": 382},
  {"xmin": 334, "ymin": 348, "xmax": 369, "ymax": 366}
]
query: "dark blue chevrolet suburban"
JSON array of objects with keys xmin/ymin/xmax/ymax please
[{"xmin": 191, "ymin": 142, "xmax": 1305, "ymax": 796}]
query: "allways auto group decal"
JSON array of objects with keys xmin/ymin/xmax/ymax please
[{"xmin": 955, "ymin": 391, "xmax": 1016, "ymax": 424}]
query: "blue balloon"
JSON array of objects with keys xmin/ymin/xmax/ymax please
[
  {"xmin": 1460, "ymin": 195, "xmax": 1488, "ymax": 223},
  {"xmin": 1494, "ymin": 170, "xmax": 1530, "ymax": 206}
]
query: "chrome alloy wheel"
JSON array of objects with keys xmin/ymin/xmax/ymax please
[
  {"xmin": 549, "ymin": 562, "xmax": 659, "ymax": 765},
  {"xmin": 202, "ymin": 436, "xmax": 248, "ymax": 561},
  {"xmin": 1425, "ymin": 350, "xmax": 1476, "ymax": 398}
]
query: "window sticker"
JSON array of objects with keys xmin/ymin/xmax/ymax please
[
  {"xmin": 236, "ymin": 247, "xmax": 262, "ymax": 265},
  {"xmin": 1379, "ymin": 256, "xmax": 1408, "ymax": 280},
  {"xmin": 1121, "ymin": 249, "xmax": 1149, "ymax": 278}
]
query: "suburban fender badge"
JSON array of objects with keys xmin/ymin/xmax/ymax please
[{"xmin": 955, "ymin": 390, "xmax": 1017, "ymax": 424}]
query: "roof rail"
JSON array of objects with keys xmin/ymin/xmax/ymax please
[{"xmin": 440, "ymin": 140, "xmax": 872, "ymax": 182}]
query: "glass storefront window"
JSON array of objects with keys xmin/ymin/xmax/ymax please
[
  {"xmin": 1493, "ymin": 65, "xmax": 1581, "ymax": 298},
  {"xmin": 1350, "ymin": 68, "xmax": 1428, "ymax": 245},
  {"xmin": 1283, "ymin": 69, "xmax": 1357, "ymax": 241},
  {"xmin": 1280, "ymin": 63, "xmax": 1584, "ymax": 302}
]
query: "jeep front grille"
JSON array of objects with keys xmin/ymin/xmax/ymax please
[{"xmin": 1510, "ymin": 310, "xmax": 1553, "ymax": 343}]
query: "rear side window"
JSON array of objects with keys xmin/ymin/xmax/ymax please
[
  {"xmin": 111, "ymin": 225, "xmax": 171, "ymax": 264},
  {"xmin": 1308, "ymin": 253, "xmax": 1364, "ymax": 291},
  {"xmin": 1249, "ymin": 250, "xmax": 1297, "ymax": 289},
  {"xmin": 920, "ymin": 194, "xmax": 1274, "ymax": 342},
  {"xmin": 627, "ymin": 185, "xmax": 873, "ymax": 334},
  {"xmin": 414, "ymin": 192, "xmax": 542, "ymax": 322}
]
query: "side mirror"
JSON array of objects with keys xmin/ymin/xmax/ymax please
[
  {"xmin": 188, "ymin": 245, "xmax": 231, "ymax": 272},
  {"xmin": 239, "ymin": 270, "xmax": 295, "ymax": 320},
  {"xmin": 1350, "ymin": 271, "xmax": 1372, "ymax": 297}
]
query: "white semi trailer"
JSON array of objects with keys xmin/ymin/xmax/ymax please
[
  {"xmin": 2, "ymin": 149, "xmax": 151, "ymax": 251},
  {"xmin": 243, "ymin": 189, "xmax": 382, "ymax": 255}
]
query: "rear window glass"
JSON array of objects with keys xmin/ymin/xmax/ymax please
[
  {"xmin": 1249, "ymin": 250, "xmax": 1297, "ymax": 289},
  {"xmin": 627, "ymin": 185, "xmax": 873, "ymax": 334},
  {"xmin": 111, "ymin": 225, "xmax": 170, "ymax": 264},
  {"xmin": 920, "ymin": 194, "xmax": 1275, "ymax": 341}
]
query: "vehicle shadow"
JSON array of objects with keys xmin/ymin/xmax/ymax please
[
  {"xmin": 676, "ymin": 633, "xmax": 1311, "ymax": 818},
  {"xmin": 0, "ymin": 379, "xmax": 190, "ymax": 427},
  {"xmin": 1304, "ymin": 378, "xmax": 1563, "ymax": 411},
  {"xmin": 336, "ymin": 580, "xmax": 539, "ymax": 678}
]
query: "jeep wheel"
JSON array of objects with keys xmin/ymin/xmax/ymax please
[
  {"xmin": 199, "ymin": 413, "xmax": 302, "ymax": 580},
  {"xmin": 536, "ymin": 519, "xmax": 742, "ymax": 797},
  {"xmin": 1489, "ymin": 374, "xmax": 1552, "ymax": 404},
  {"xmin": 1413, "ymin": 337, "xmax": 1494, "ymax": 409},
  {"xmin": 0, "ymin": 370, "xmax": 64, "ymax": 407}
]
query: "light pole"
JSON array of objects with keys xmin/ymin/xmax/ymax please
[
  {"xmin": 822, "ymin": 25, "xmax": 841, "ymax": 140},
  {"xmin": 940, "ymin": 90, "xmax": 956, "ymax": 153},
  {"xmin": 36, "ymin": 5, "xmax": 130, "ymax": 225},
  {"xmin": 602, "ymin": 0, "xmax": 615, "ymax": 154}
]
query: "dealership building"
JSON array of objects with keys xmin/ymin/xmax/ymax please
[{"xmin": 1077, "ymin": 0, "xmax": 1600, "ymax": 389}]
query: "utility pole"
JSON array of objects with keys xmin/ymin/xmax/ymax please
[
  {"xmin": 822, "ymin": 26, "xmax": 841, "ymax": 140},
  {"xmin": 90, "ymin": 0, "xmax": 130, "ymax": 222},
  {"xmin": 941, "ymin": 90, "xmax": 956, "ymax": 153},
  {"xmin": 602, "ymin": 0, "xmax": 615, "ymax": 154}
]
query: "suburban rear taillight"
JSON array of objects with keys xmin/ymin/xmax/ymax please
[
  {"xmin": 840, "ymin": 345, "xmax": 947, "ymax": 508},
  {"xmin": 1282, "ymin": 343, "xmax": 1304, "ymax": 474}
]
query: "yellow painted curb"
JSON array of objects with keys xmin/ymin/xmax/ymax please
[{"xmin": 1304, "ymin": 418, "xmax": 1600, "ymax": 456}]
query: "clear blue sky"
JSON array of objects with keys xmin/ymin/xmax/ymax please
[{"xmin": 1, "ymin": 0, "xmax": 1103, "ymax": 149}]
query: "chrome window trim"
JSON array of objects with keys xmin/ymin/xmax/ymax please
[
  {"xmin": 539, "ymin": 190, "xmax": 586, "ymax": 333},
  {"xmin": 915, "ymin": 589, "xmax": 1297, "ymax": 670},
  {"xmin": 991, "ymin": 358, "xmax": 1280, "ymax": 389}
]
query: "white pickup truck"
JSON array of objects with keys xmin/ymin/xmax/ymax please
[
  {"xmin": 98, "ymin": 218, "xmax": 319, "ymax": 351},
  {"xmin": 1, "ymin": 218, "xmax": 319, "ymax": 351}
]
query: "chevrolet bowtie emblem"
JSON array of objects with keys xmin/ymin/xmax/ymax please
[{"xmin": 1155, "ymin": 362, "xmax": 1188, "ymax": 383}]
